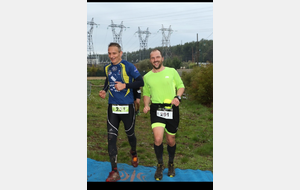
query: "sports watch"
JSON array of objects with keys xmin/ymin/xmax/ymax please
[{"xmin": 174, "ymin": 95, "xmax": 181, "ymax": 102}]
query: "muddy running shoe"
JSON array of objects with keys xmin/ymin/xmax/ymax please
[
  {"xmin": 130, "ymin": 150, "xmax": 139, "ymax": 167},
  {"xmin": 167, "ymin": 163, "xmax": 175, "ymax": 177},
  {"xmin": 154, "ymin": 164, "xmax": 164, "ymax": 181},
  {"xmin": 106, "ymin": 170, "xmax": 120, "ymax": 182}
]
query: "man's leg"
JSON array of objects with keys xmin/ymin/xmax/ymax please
[
  {"xmin": 122, "ymin": 104, "xmax": 138, "ymax": 167},
  {"xmin": 166, "ymin": 132, "xmax": 176, "ymax": 163},
  {"xmin": 166, "ymin": 132, "xmax": 176, "ymax": 177},
  {"xmin": 136, "ymin": 89, "xmax": 141, "ymax": 115},
  {"xmin": 134, "ymin": 100, "xmax": 137, "ymax": 112},
  {"xmin": 153, "ymin": 125, "xmax": 165, "ymax": 164},
  {"xmin": 165, "ymin": 105, "xmax": 179, "ymax": 177},
  {"xmin": 135, "ymin": 98, "xmax": 140, "ymax": 115},
  {"xmin": 107, "ymin": 105, "xmax": 120, "ymax": 170},
  {"xmin": 107, "ymin": 133, "xmax": 118, "ymax": 170},
  {"xmin": 150, "ymin": 104, "xmax": 167, "ymax": 180},
  {"xmin": 152, "ymin": 124, "xmax": 165, "ymax": 181},
  {"xmin": 106, "ymin": 104, "xmax": 121, "ymax": 182}
]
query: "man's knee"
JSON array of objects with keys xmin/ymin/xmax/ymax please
[
  {"xmin": 154, "ymin": 136, "xmax": 163, "ymax": 146},
  {"xmin": 166, "ymin": 135, "xmax": 176, "ymax": 146}
]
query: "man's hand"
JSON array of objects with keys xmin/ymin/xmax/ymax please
[
  {"xmin": 114, "ymin": 81, "xmax": 126, "ymax": 91},
  {"xmin": 143, "ymin": 105, "xmax": 150, "ymax": 114},
  {"xmin": 99, "ymin": 90, "xmax": 106, "ymax": 99},
  {"xmin": 171, "ymin": 98, "xmax": 180, "ymax": 107}
]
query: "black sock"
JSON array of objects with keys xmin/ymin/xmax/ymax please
[
  {"xmin": 167, "ymin": 144, "xmax": 176, "ymax": 164},
  {"xmin": 154, "ymin": 143, "xmax": 164, "ymax": 164}
]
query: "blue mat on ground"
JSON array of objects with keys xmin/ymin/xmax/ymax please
[{"xmin": 87, "ymin": 158, "xmax": 213, "ymax": 182}]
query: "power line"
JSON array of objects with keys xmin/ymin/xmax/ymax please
[
  {"xmin": 123, "ymin": 33, "xmax": 136, "ymax": 50},
  {"xmin": 112, "ymin": 7, "xmax": 213, "ymax": 23},
  {"xmin": 96, "ymin": 7, "xmax": 212, "ymax": 27},
  {"xmin": 206, "ymin": 32, "xmax": 213, "ymax": 39}
]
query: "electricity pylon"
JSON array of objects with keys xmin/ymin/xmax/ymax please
[
  {"xmin": 87, "ymin": 18, "xmax": 99, "ymax": 65},
  {"xmin": 159, "ymin": 25, "xmax": 173, "ymax": 59},
  {"xmin": 108, "ymin": 20, "xmax": 129, "ymax": 50},
  {"xmin": 135, "ymin": 27, "xmax": 151, "ymax": 60}
]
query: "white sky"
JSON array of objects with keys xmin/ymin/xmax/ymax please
[{"xmin": 87, "ymin": 2, "xmax": 213, "ymax": 54}]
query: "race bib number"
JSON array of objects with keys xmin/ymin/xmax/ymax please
[
  {"xmin": 112, "ymin": 105, "xmax": 129, "ymax": 114},
  {"xmin": 157, "ymin": 109, "xmax": 173, "ymax": 119}
]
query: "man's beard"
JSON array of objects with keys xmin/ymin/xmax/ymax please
[{"xmin": 153, "ymin": 61, "xmax": 162, "ymax": 70}]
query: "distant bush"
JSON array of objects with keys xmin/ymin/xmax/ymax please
[
  {"xmin": 135, "ymin": 59, "xmax": 152, "ymax": 75},
  {"xmin": 87, "ymin": 65, "xmax": 105, "ymax": 76},
  {"xmin": 182, "ymin": 63, "xmax": 213, "ymax": 105},
  {"xmin": 164, "ymin": 57, "xmax": 182, "ymax": 69}
]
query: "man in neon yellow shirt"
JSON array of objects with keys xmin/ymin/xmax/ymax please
[{"xmin": 143, "ymin": 49, "xmax": 185, "ymax": 181}]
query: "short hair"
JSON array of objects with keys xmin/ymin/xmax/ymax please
[
  {"xmin": 108, "ymin": 42, "xmax": 122, "ymax": 52},
  {"xmin": 150, "ymin": 48, "xmax": 163, "ymax": 58}
]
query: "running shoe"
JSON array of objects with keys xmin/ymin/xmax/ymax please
[
  {"xmin": 130, "ymin": 150, "xmax": 139, "ymax": 167},
  {"xmin": 154, "ymin": 164, "xmax": 164, "ymax": 181},
  {"xmin": 167, "ymin": 163, "xmax": 175, "ymax": 177},
  {"xmin": 106, "ymin": 170, "xmax": 120, "ymax": 182}
]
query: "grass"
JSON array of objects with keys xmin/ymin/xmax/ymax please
[{"xmin": 87, "ymin": 79, "xmax": 213, "ymax": 172}]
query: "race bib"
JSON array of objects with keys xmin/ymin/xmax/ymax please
[
  {"xmin": 112, "ymin": 105, "xmax": 129, "ymax": 114},
  {"xmin": 157, "ymin": 108, "xmax": 173, "ymax": 119}
]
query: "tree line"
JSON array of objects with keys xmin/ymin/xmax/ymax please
[
  {"xmin": 87, "ymin": 39, "xmax": 213, "ymax": 76},
  {"xmin": 89, "ymin": 39, "xmax": 212, "ymax": 64}
]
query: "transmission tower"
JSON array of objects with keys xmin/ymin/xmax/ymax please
[
  {"xmin": 135, "ymin": 27, "xmax": 151, "ymax": 60},
  {"xmin": 108, "ymin": 20, "xmax": 129, "ymax": 50},
  {"xmin": 87, "ymin": 18, "xmax": 100, "ymax": 65},
  {"xmin": 159, "ymin": 25, "xmax": 173, "ymax": 59}
]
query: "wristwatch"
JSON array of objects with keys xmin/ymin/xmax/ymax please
[{"xmin": 174, "ymin": 95, "xmax": 181, "ymax": 102}]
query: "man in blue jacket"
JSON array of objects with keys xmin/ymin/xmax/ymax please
[{"xmin": 99, "ymin": 42, "xmax": 144, "ymax": 182}]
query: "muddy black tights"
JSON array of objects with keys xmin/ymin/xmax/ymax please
[{"xmin": 108, "ymin": 133, "xmax": 137, "ymax": 171}]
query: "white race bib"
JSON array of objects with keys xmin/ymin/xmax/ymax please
[
  {"xmin": 112, "ymin": 105, "xmax": 129, "ymax": 114},
  {"xmin": 156, "ymin": 109, "xmax": 173, "ymax": 119}
]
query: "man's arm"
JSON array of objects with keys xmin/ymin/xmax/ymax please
[
  {"xmin": 99, "ymin": 77, "xmax": 109, "ymax": 99},
  {"xmin": 171, "ymin": 68, "xmax": 185, "ymax": 106},
  {"xmin": 177, "ymin": 87, "xmax": 185, "ymax": 97},
  {"xmin": 143, "ymin": 95, "xmax": 151, "ymax": 114},
  {"xmin": 103, "ymin": 77, "xmax": 109, "ymax": 92},
  {"xmin": 126, "ymin": 75, "xmax": 144, "ymax": 89},
  {"xmin": 171, "ymin": 87, "xmax": 185, "ymax": 106},
  {"xmin": 114, "ymin": 75, "xmax": 144, "ymax": 91}
]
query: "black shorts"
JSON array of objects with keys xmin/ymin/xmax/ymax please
[
  {"xmin": 150, "ymin": 104, "xmax": 179, "ymax": 135},
  {"xmin": 133, "ymin": 88, "xmax": 141, "ymax": 100},
  {"xmin": 107, "ymin": 104, "xmax": 136, "ymax": 137}
]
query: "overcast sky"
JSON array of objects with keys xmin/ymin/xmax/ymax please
[{"xmin": 87, "ymin": 2, "xmax": 213, "ymax": 55}]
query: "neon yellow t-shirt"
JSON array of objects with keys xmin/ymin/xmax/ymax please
[{"xmin": 143, "ymin": 67, "xmax": 185, "ymax": 104}]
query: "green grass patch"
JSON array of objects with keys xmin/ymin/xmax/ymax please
[
  {"xmin": 87, "ymin": 79, "xmax": 213, "ymax": 172},
  {"xmin": 196, "ymin": 143, "xmax": 213, "ymax": 156}
]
